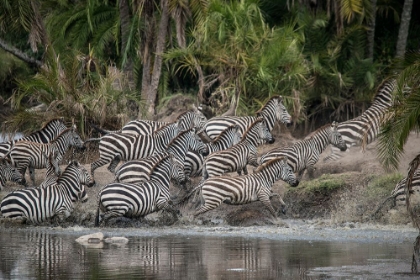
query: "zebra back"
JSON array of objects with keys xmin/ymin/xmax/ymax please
[
  {"xmin": 0, "ymin": 158, "xmax": 26, "ymax": 190},
  {"xmin": 324, "ymin": 79, "xmax": 396, "ymax": 161},
  {"xmin": 201, "ymin": 95, "xmax": 290, "ymax": 140},
  {"xmin": 0, "ymin": 117, "xmax": 67, "ymax": 157},
  {"xmin": 259, "ymin": 122, "xmax": 346, "ymax": 177}
]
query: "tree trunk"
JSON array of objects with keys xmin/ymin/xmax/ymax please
[
  {"xmin": 142, "ymin": 0, "xmax": 170, "ymax": 118},
  {"xmin": 395, "ymin": 0, "xmax": 413, "ymax": 58},
  {"xmin": 0, "ymin": 37, "xmax": 43, "ymax": 68},
  {"xmin": 366, "ymin": 0, "xmax": 377, "ymax": 60}
]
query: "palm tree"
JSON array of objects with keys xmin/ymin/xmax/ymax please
[
  {"xmin": 377, "ymin": 51, "xmax": 420, "ymax": 273},
  {"xmin": 395, "ymin": 0, "xmax": 413, "ymax": 58}
]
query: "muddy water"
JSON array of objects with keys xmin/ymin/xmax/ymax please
[{"xmin": 0, "ymin": 224, "xmax": 418, "ymax": 280}]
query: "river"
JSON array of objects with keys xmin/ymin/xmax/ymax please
[{"xmin": 0, "ymin": 220, "xmax": 418, "ymax": 279}]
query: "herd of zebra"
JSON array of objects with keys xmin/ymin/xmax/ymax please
[{"xmin": 0, "ymin": 78, "xmax": 416, "ymax": 226}]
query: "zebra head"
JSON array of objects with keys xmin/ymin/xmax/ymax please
[
  {"xmin": 188, "ymin": 129, "xmax": 209, "ymax": 156},
  {"xmin": 169, "ymin": 155, "xmax": 187, "ymax": 187},
  {"xmin": 275, "ymin": 96, "xmax": 292, "ymax": 124},
  {"xmin": 329, "ymin": 121, "xmax": 347, "ymax": 152},
  {"xmin": 277, "ymin": 157, "xmax": 299, "ymax": 187},
  {"xmin": 0, "ymin": 158, "xmax": 26, "ymax": 190},
  {"xmin": 257, "ymin": 118, "xmax": 275, "ymax": 144},
  {"xmin": 177, "ymin": 110, "xmax": 208, "ymax": 132},
  {"xmin": 77, "ymin": 162, "xmax": 95, "ymax": 188},
  {"xmin": 68, "ymin": 125, "xmax": 85, "ymax": 151}
]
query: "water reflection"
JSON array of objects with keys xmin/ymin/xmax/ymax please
[{"xmin": 0, "ymin": 229, "xmax": 414, "ymax": 279}]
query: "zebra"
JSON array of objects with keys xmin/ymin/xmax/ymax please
[
  {"xmin": 87, "ymin": 121, "xmax": 181, "ymax": 180},
  {"xmin": 0, "ymin": 117, "xmax": 68, "ymax": 158},
  {"xmin": 0, "ymin": 158, "xmax": 26, "ymax": 191},
  {"xmin": 115, "ymin": 128, "xmax": 209, "ymax": 186},
  {"xmin": 184, "ymin": 124, "xmax": 242, "ymax": 178},
  {"xmin": 95, "ymin": 153, "xmax": 185, "ymax": 226},
  {"xmin": 0, "ymin": 160, "xmax": 94, "ymax": 224},
  {"xmin": 200, "ymin": 95, "xmax": 291, "ymax": 140},
  {"xmin": 176, "ymin": 157, "xmax": 298, "ymax": 217},
  {"xmin": 91, "ymin": 108, "xmax": 207, "ymax": 136},
  {"xmin": 202, "ymin": 118, "xmax": 274, "ymax": 181},
  {"xmin": 5, "ymin": 126, "xmax": 85, "ymax": 186},
  {"xmin": 324, "ymin": 79, "xmax": 396, "ymax": 161},
  {"xmin": 38, "ymin": 149, "xmax": 62, "ymax": 189},
  {"xmin": 259, "ymin": 122, "xmax": 347, "ymax": 180}
]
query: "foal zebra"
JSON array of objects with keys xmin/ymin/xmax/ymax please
[
  {"xmin": 202, "ymin": 118, "xmax": 274, "ymax": 180},
  {"xmin": 115, "ymin": 128, "xmax": 209, "ymax": 185},
  {"xmin": 324, "ymin": 79, "xmax": 395, "ymax": 161},
  {"xmin": 0, "ymin": 117, "xmax": 67, "ymax": 158},
  {"xmin": 88, "ymin": 121, "xmax": 181, "ymax": 180},
  {"xmin": 259, "ymin": 122, "xmax": 347, "ymax": 180},
  {"xmin": 38, "ymin": 150, "xmax": 61, "ymax": 189},
  {"xmin": 177, "ymin": 157, "xmax": 298, "ymax": 217},
  {"xmin": 0, "ymin": 160, "xmax": 94, "ymax": 224},
  {"xmin": 184, "ymin": 125, "xmax": 242, "ymax": 178},
  {"xmin": 95, "ymin": 154, "xmax": 185, "ymax": 226},
  {"xmin": 0, "ymin": 158, "xmax": 25, "ymax": 191},
  {"xmin": 200, "ymin": 95, "xmax": 291, "ymax": 140},
  {"xmin": 6, "ymin": 126, "xmax": 84, "ymax": 186}
]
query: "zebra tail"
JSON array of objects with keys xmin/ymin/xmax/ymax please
[
  {"xmin": 94, "ymin": 202, "xmax": 101, "ymax": 227},
  {"xmin": 369, "ymin": 195, "xmax": 394, "ymax": 220},
  {"xmin": 89, "ymin": 122, "xmax": 112, "ymax": 135}
]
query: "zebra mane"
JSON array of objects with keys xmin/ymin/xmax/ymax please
[
  {"xmin": 255, "ymin": 95, "xmax": 282, "ymax": 115},
  {"xmin": 154, "ymin": 121, "xmax": 177, "ymax": 134},
  {"xmin": 241, "ymin": 118, "xmax": 264, "ymax": 141},
  {"xmin": 304, "ymin": 123, "xmax": 333, "ymax": 139},
  {"xmin": 149, "ymin": 153, "xmax": 170, "ymax": 175},
  {"xmin": 50, "ymin": 127, "xmax": 75, "ymax": 142},
  {"xmin": 255, "ymin": 156, "xmax": 287, "ymax": 173},
  {"xmin": 175, "ymin": 111, "xmax": 194, "ymax": 120},
  {"xmin": 37, "ymin": 117, "xmax": 65, "ymax": 131},
  {"xmin": 167, "ymin": 128, "xmax": 194, "ymax": 147},
  {"xmin": 211, "ymin": 124, "xmax": 240, "ymax": 143}
]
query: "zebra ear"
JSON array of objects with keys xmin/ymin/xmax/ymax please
[{"xmin": 331, "ymin": 121, "xmax": 338, "ymax": 129}]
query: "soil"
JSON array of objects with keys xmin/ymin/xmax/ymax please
[{"xmin": 1, "ymin": 96, "xmax": 420, "ymax": 230}]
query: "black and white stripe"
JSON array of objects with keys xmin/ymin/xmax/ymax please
[
  {"xmin": 95, "ymin": 154, "xmax": 184, "ymax": 226},
  {"xmin": 0, "ymin": 117, "xmax": 68, "ymax": 158},
  {"xmin": 177, "ymin": 157, "xmax": 298, "ymax": 217},
  {"xmin": 38, "ymin": 149, "xmax": 62, "ymax": 189},
  {"xmin": 391, "ymin": 170, "xmax": 420, "ymax": 207},
  {"xmin": 260, "ymin": 122, "xmax": 347, "ymax": 180},
  {"xmin": 6, "ymin": 126, "xmax": 84, "ymax": 186},
  {"xmin": 91, "ymin": 109, "xmax": 207, "ymax": 136},
  {"xmin": 0, "ymin": 158, "xmax": 26, "ymax": 191},
  {"xmin": 200, "ymin": 96, "xmax": 291, "ymax": 140},
  {"xmin": 202, "ymin": 118, "xmax": 274, "ymax": 180},
  {"xmin": 0, "ymin": 160, "xmax": 94, "ymax": 224},
  {"xmin": 88, "ymin": 121, "xmax": 181, "ymax": 179},
  {"xmin": 184, "ymin": 125, "xmax": 242, "ymax": 178},
  {"xmin": 324, "ymin": 79, "xmax": 395, "ymax": 161}
]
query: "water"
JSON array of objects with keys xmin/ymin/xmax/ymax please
[{"xmin": 0, "ymin": 227, "xmax": 417, "ymax": 279}]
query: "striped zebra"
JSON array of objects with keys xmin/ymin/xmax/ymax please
[
  {"xmin": 176, "ymin": 157, "xmax": 298, "ymax": 217},
  {"xmin": 38, "ymin": 149, "xmax": 61, "ymax": 189},
  {"xmin": 324, "ymin": 79, "xmax": 396, "ymax": 161},
  {"xmin": 91, "ymin": 108, "xmax": 207, "ymax": 136},
  {"xmin": 6, "ymin": 126, "xmax": 84, "ymax": 186},
  {"xmin": 0, "ymin": 117, "xmax": 67, "ymax": 158},
  {"xmin": 87, "ymin": 121, "xmax": 181, "ymax": 179},
  {"xmin": 184, "ymin": 125, "xmax": 242, "ymax": 178},
  {"xmin": 115, "ymin": 128, "xmax": 209, "ymax": 185},
  {"xmin": 0, "ymin": 158, "xmax": 26, "ymax": 191},
  {"xmin": 0, "ymin": 160, "xmax": 94, "ymax": 224},
  {"xmin": 200, "ymin": 95, "xmax": 291, "ymax": 140},
  {"xmin": 95, "ymin": 153, "xmax": 185, "ymax": 226},
  {"xmin": 202, "ymin": 118, "xmax": 274, "ymax": 180},
  {"xmin": 259, "ymin": 122, "xmax": 347, "ymax": 180}
]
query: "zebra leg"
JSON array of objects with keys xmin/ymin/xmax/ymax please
[
  {"xmin": 194, "ymin": 199, "xmax": 221, "ymax": 217},
  {"xmin": 270, "ymin": 192, "xmax": 287, "ymax": 214},
  {"xmin": 108, "ymin": 155, "xmax": 121, "ymax": 173},
  {"xmin": 91, "ymin": 158, "xmax": 111, "ymax": 178},
  {"xmin": 307, "ymin": 165, "xmax": 315, "ymax": 179},
  {"xmin": 28, "ymin": 165, "xmax": 36, "ymax": 187},
  {"xmin": 259, "ymin": 193, "xmax": 277, "ymax": 217}
]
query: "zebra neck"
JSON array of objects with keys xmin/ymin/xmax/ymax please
[
  {"xmin": 308, "ymin": 128, "xmax": 331, "ymax": 154},
  {"xmin": 259, "ymin": 107, "xmax": 276, "ymax": 131}
]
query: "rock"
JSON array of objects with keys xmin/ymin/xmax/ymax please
[{"xmin": 75, "ymin": 232, "xmax": 104, "ymax": 244}]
